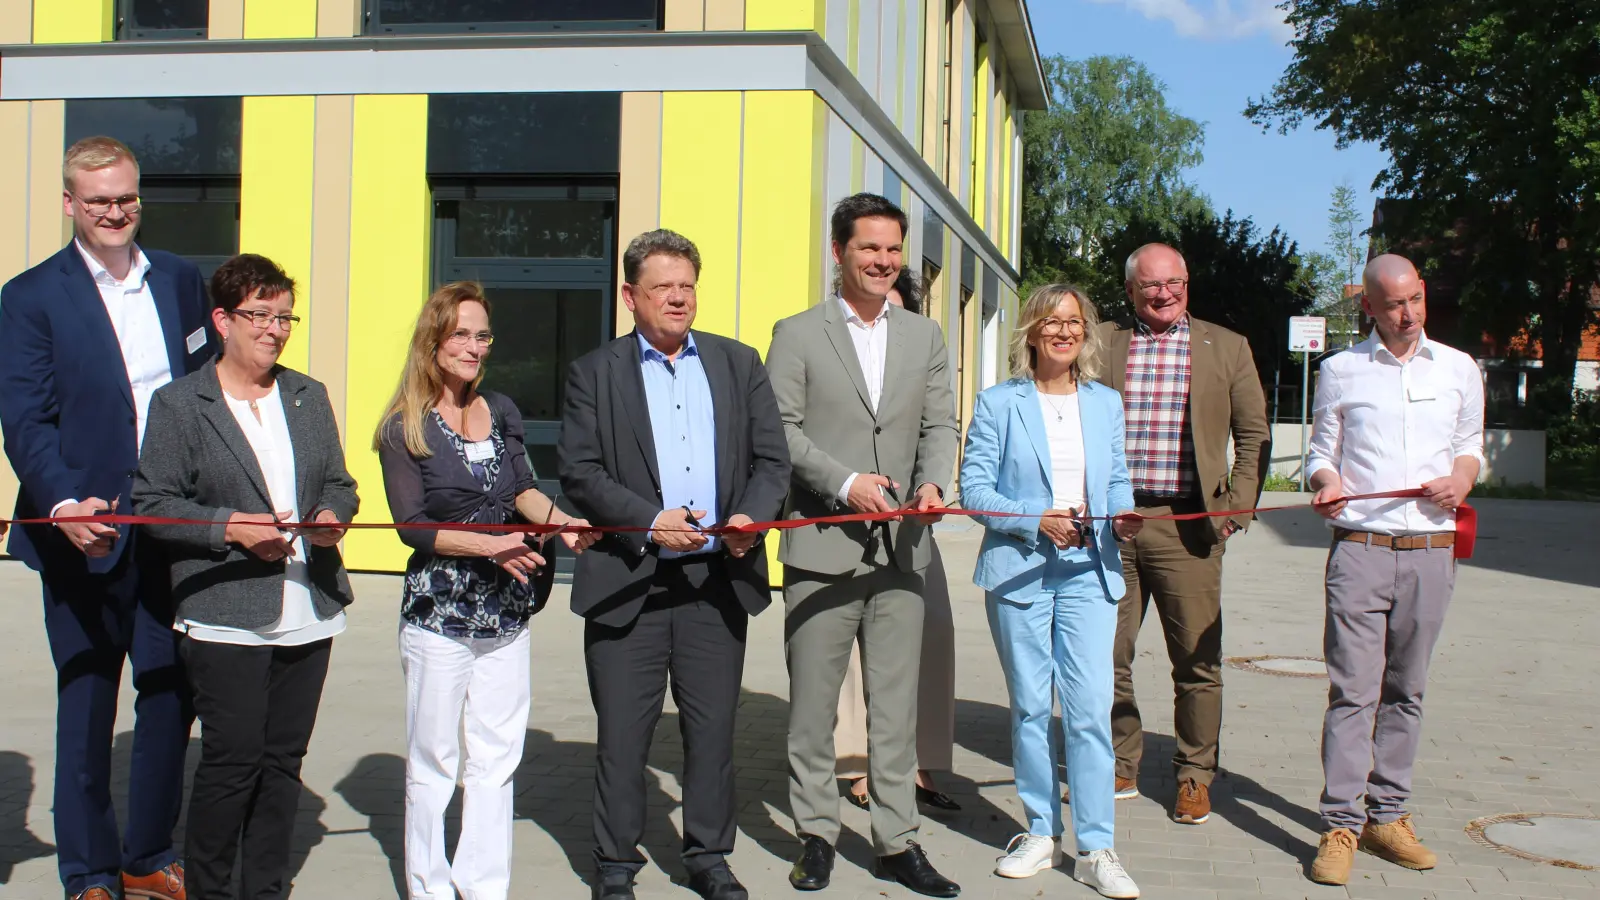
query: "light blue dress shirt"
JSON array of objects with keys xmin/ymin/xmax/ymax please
[{"xmin": 639, "ymin": 332, "xmax": 719, "ymax": 557}]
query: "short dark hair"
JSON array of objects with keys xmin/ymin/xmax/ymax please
[
  {"xmin": 830, "ymin": 192, "xmax": 907, "ymax": 247},
  {"xmin": 623, "ymin": 229, "xmax": 702, "ymax": 283},
  {"xmin": 209, "ymin": 253, "xmax": 296, "ymax": 313},
  {"xmin": 891, "ymin": 267, "xmax": 923, "ymax": 315}
]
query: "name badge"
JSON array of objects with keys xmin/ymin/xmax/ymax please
[
  {"xmin": 186, "ymin": 327, "xmax": 207, "ymax": 354},
  {"xmin": 1407, "ymin": 382, "xmax": 1437, "ymax": 402},
  {"xmin": 464, "ymin": 440, "xmax": 496, "ymax": 463}
]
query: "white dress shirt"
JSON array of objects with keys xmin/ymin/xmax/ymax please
[
  {"xmin": 177, "ymin": 383, "xmax": 346, "ymax": 646},
  {"xmin": 1306, "ymin": 333, "xmax": 1485, "ymax": 535},
  {"xmin": 835, "ymin": 295, "xmax": 891, "ymax": 504},
  {"xmin": 1038, "ymin": 391, "xmax": 1087, "ymax": 511}
]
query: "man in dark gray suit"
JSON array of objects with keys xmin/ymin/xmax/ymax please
[
  {"xmin": 766, "ymin": 194, "xmax": 960, "ymax": 897},
  {"xmin": 558, "ymin": 229, "xmax": 791, "ymax": 900}
]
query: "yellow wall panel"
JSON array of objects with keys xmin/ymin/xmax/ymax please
[
  {"xmin": 32, "ymin": 0, "xmax": 111, "ymax": 42},
  {"xmin": 738, "ymin": 91, "xmax": 824, "ymax": 354},
  {"xmin": 659, "ymin": 91, "xmax": 742, "ymax": 341},
  {"xmin": 344, "ymin": 94, "xmax": 430, "ymax": 572},
  {"xmin": 745, "ymin": 0, "xmax": 824, "ymax": 32},
  {"xmin": 999, "ymin": 104, "xmax": 1012, "ymax": 256},
  {"xmin": 244, "ymin": 0, "xmax": 315, "ymax": 38},
  {"xmin": 240, "ymin": 95, "xmax": 316, "ymax": 375},
  {"xmin": 971, "ymin": 40, "xmax": 989, "ymax": 225}
]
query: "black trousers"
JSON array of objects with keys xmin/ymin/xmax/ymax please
[
  {"xmin": 584, "ymin": 558, "xmax": 748, "ymax": 876},
  {"xmin": 179, "ymin": 636, "xmax": 333, "ymax": 900}
]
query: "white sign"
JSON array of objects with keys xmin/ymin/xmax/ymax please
[{"xmin": 1289, "ymin": 316, "xmax": 1327, "ymax": 353}]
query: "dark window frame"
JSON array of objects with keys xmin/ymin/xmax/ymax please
[
  {"xmin": 137, "ymin": 177, "xmax": 240, "ymax": 283},
  {"xmin": 363, "ymin": 0, "xmax": 662, "ymax": 35},
  {"xmin": 116, "ymin": 0, "xmax": 208, "ymax": 41}
]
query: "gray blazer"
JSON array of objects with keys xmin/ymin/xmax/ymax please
[
  {"xmin": 132, "ymin": 360, "xmax": 360, "ymax": 630},
  {"xmin": 765, "ymin": 298, "xmax": 959, "ymax": 575}
]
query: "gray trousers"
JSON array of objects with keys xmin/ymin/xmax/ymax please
[
  {"xmin": 785, "ymin": 563, "xmax": 925, "ymax": 854},
  {"xmin": 1320, "ymin": 539, "xmax": 1455, "ymax": 830}
]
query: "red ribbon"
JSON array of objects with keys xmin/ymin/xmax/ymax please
[{"xmin": 11, "ymin": 488, "xmax": 1476, "ymax": 559}]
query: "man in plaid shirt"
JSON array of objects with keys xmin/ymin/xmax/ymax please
[{"xmin": 1097, "ymin": 244, "xmax": 1270, "ymax": 826}]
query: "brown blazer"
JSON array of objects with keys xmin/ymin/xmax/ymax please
[{"xmin": 1099, "ymin": 315, "xmax": 1271, "ymax": 542}]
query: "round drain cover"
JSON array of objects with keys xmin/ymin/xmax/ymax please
[
  {"xmin": 1224, "ymin": 655, "xmax": 1326, "ymax": 678},
  {"xmin": 1467, "ymin": 813, "xmax": 1600, "ymax": 869}
]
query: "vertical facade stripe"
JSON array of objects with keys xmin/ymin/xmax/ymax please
[
  {"xmin": 26, "ymin": 101, "xmax": 63, "ymax": 268},
  {"xmin": 308, "ymin": 94, "xmax": 356, "ymax": 433},
  {"xmin": 745, "ymin": 0, "xmax": 824, "ymax": 32},
  {"xmin": 0, "ymin": 100, "xmax": 30, "ymax": 520},
  {"xmin": 0, "ymin": 2, "xmax": 32, "ymax": 44},
  {"xmin": 659, "ymin": 91, "xmax": 742, "ymax": 340},
  {"xmin": 738, "ymin": 91, "xmax": 824, "ymax": 352},
  {"xmin": 316, "ymin": 0, "xmax": 363, "ymax": 37},
  {"xmin": 31, "ymin": 0, "xmax": 111, "ymax": 42},
  {"xmin": 210, "ymin": 0, "xmax": 245, "ymax": 39},
  {"xmin": 616, "ymin": 92, "xmax": 664, "ymax": 336},
  {"xmin": 243, "ymin": 0, "xmax": 316, "ymax": 39},
  {"xmin": 971, "ymin": 39, "xmax": 989, "ymax": 225},
  {"xmin": 239, "ymin": 95, "xmax": 316, "ymax": 375},
  {"xmin": 665, "ymin": 0, "xmax": 705, "ymax": 31},
  {"xmin": 343, "ymin": 94, "xmax": 429, "ymax": 572},
  {"xmin": 704, "ymin": 0, "xmax": 746, "ymax": 30}
]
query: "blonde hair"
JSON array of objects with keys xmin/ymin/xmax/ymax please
[
  {"xmin": 63, "ymin": 136, "xmax": 140, "ymax": 190},
  {"xmin": 1008, "ymin": 283, "xmax": 1104, "ymax": 383},
  {"xmin": 373, "ymin": 282, "xmax": 491, "ymax": 458}
]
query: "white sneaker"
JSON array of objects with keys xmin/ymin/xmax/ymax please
[
  {"xmin": 1074, "ymin": 849, "xmax": 1140, "ymax": 898},
  {"xmin": 994, "ymin": 833, "xmax": 1062, "ymax": 878}
]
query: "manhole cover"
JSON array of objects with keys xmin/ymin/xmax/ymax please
[
  {"xmin": 1224, "ymin": 655, "xmax": 1326, "ymax": 678},
  {"xmin": 1467, "ymin": 813, "xmax": 1600, "ymax": 869}
]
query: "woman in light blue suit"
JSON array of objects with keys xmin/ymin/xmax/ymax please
[{"xmin": 960, "ymin": 284, "xmax": 1143, "ymax": 898}]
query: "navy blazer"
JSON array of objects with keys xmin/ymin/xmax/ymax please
[{"xmin": 0, "ymin": 243, "xmax": 215, "ymax": 573}]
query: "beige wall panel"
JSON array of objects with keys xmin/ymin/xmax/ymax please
[
  {"xmin": 0, "ymin": 1, "xmax": 32, "ymax": 42},
  {"xmin": 27, "ymin": 101, "xmax": 64, "ymax": 267},
  {"xmin": 316, "ymin": 0, "xmax": 362, "ymax": 37},
  {"xmin": 208, "ymin": 0, "xmax": 244, "ymax": 39},
  {"xmin": 0, "ymin": 103, "xmax": 29, "ymax": 285},
  {"xmin": 615, "ymin": 91, "xmax": 663, "ymax": 335},
  {"xmin": 308, "ymin": 95, "xmax": 356, "ymax": 434},
  {"xmin": 704, "ymin": 0, "xmax": 744, "ymax": 30},
  {"xmin": 665, "ymin": 0, "xmax": 704, "ymax": 31}
]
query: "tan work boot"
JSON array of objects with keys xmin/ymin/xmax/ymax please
[
  {"xmin": 1172, "ymin": 778, "xmax": 1210, "ymax": 824},
  {"xmin": 1310, "ymin": 828, "xmax": 1358, "ymax": 885},
  {"xmin": 1360, "ymin": 814, "xmax": 1437, "ymax": 870}
]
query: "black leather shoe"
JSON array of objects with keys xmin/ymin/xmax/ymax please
[
  {"xmin": 687, "ymin": 863, "xmax": 749, "ymax": 900},
  {"xmin": 873, "ymin": 842, "xmax": 960, "ymax": 897},
  {"xmin": 846, "ymin": 788, "xmax": 870, "ymax": 810},
  {"xmin": 916, "ymin": 784, "xmax": 962, "ymax": 811},
  {"xmin": 789, "ymin": 835, "xmax": 835, "ymax": 891},
  {"xmin": 592, "ymin": 868, "xmax": 636, "ymax": 900}
]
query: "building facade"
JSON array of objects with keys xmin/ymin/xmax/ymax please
[{"xmin": 0, "ymin": 0, "xmax": 1045, "ymax": 571}]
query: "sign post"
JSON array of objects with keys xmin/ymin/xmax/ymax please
[{"xmin": 1288, "ymin": 316, "xmax": 1327, "ymax": 490}]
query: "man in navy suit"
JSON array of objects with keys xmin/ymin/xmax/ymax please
[{"xmin": 0, "ymin": 137, "xmax": 214, "ymax": 900}]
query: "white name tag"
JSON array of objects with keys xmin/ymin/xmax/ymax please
[
  {"xmin": 186, "ymin": 327, "xmax": 207, "ymax": 354},
  {"xmin": 1407, "ymin": 383, "xmax": 1437, "ymax": 402},
  {"xmin": 464, "ymin": 440, "xmax": 495, "ymax": 463}
]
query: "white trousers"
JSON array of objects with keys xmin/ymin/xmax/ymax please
[{"xmin": 400, "ymin": 622, "xmax": 531, "ymax": 900}]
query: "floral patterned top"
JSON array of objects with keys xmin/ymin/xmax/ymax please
[{"xmin": 399, "ymin": 410, "xmax": 539, "ymax": 639}]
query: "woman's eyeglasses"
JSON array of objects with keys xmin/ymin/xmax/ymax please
[
  {"xmin": 228, "ymin": 309, "xmax": 301, "ymax": 332},
  {"xmin": 445, "ymin": 330, "xmax": 495, "ymax": 347},
  {"xmin": 1037, "ymin": 317, "xmax": 1087, "ymax": 337}
]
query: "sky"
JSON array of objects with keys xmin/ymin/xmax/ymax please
[{"xmin": 1029, "ymin": 0, "xmax": 1390, "ymax": 266}]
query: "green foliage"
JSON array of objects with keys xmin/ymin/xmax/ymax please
[
  {"xmin": 1262, "ymin": 472, "xmax": 1302, "ymax": 492},
  {"xmin": 1247, "ymin": 1, "xmax": 1600, "ymax": 415}
]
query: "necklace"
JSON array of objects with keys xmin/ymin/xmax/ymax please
[{"xmin": 1041, "ymin": 391, "xmax": 1073, "ymax": 422}]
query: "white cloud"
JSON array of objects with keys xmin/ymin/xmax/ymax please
[{"xmin": 1085, "ymin": 0, "xmax": 1294, "ymax": 42}]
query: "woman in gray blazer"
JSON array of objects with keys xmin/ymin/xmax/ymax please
[{"xmin": 133, "ymin": 253, "xmax": 358, "ymax": 900}]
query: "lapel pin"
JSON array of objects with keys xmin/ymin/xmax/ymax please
[{"xmin": 294, "ymin": 398, "xmax": 302, "ymax": 407}]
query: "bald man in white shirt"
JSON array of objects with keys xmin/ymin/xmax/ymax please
[{"xmin": 1305, "ymin": 254, "xmax": 1484, "ymax": 886}]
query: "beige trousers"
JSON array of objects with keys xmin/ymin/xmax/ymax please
[{"xmin": 834, "ymin": 540, "xmax": 956, "ymax": 777}]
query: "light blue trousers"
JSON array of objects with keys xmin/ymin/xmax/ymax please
[{"xmin": 986, "ymin": 553, "xmax": 1117, "ymax": 851}]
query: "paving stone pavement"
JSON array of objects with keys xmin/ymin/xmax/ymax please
[{"xmin": 1, "ymin": 495, "xmax": 1597, "ymax": 900}]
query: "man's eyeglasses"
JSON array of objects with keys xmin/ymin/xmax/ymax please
[
  {"xmin": 1136, "ymin": 278, "xmax": 1188, "ymax": 298},
  {"xmin": 445, "ymin": 329, "xmax": 495, "ymax": 347},
  {"xmin": 229, "ymin": 309, "xmax": 301, "ymax": 332},
  {"xmin": 635, "ymin": 282, "xmax": 697, "ymax": 301},
  {"xmin": 1037, "ymin": 317, "xmax": 1087, "ymax": 336},
  {"xmin": 72, "ymin": 194, "xmax": 141, "ymax": 218}
]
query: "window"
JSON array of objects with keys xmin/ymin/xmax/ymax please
[
  {"xmin": 137, "ymin": 180, "xmax": 240, "ymax": 282},
  {"xmin": 365, "ymin": 0, "xmax": 661, "ymax": 34},
  {"xmin": 117, "ymin": 0, "xmax": 208, "ymax": 40}
]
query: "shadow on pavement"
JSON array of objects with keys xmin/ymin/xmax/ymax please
[{"xmin": 0, "ymin": 750, "xmax": 56, "ymax": 884}]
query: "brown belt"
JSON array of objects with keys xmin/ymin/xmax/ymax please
[{"xmin": 1334, "ymin": 528, "xmax": 1455, "ymax": 551}]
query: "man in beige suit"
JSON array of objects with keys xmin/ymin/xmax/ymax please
[
  {"xmin": 766, "ymin": 193, "xmax": 960, "ymax": 897},
  {"xmin": 1101, "ymin": 243, "xmax": 1270, "ymax": 827}
]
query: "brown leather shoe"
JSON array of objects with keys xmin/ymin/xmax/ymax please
[
  {"xmin": 1360, "ymin": 814, "xmax": 1437, "ymax": 870},
  {"xmin": 1114, "ymin": 776, "xmax": 1140, "ymax": 800},
  {"xmin": 1172, "ymin": 778, "xmax": 1210, "ymax": 824},
  {"xmin": 123, "ymin": 861, "xmax": 186, "ymax": 900},
  {"xmin": 1310, "ymin": 828, "xmax": 1358, "ymax": 885},
  {"xmin": 68, "ymin": 888, "xmax": 117, "ymax": 900}
]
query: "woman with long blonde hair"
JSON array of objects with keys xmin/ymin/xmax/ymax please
[
  {"xmin": 375, "ymin": 282, "xmax": 594, "ymax": 900},
  {"xmin": 959, "ymin": 284, "xmax": 1143, "ymax": 898}
]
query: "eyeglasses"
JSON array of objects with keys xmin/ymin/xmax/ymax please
[
  {"xmin": 1037, "ymin": 317, "xmax": 1087, "ymax": 336},
  {"xmin": 72, "ymin": 194, "xmax": 141, "ymax": 218},
  {"xmin": 228, "ymin": 309, "xmax": 301, "ymax": 331},
  {"xmin": 1136, "ymin": 278, "xmax": 1188, "ymax": 298},
  {"xmin": 635, "ymin": 282, "xmax": 697, "ymax": 301},
  {"xmin": 445, "ymin": 329, "xmax": 495, "ymax": 347}
]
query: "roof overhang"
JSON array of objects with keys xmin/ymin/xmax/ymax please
[{"xmin": 990, "ymin": 0, "xmax": 1048, "ymax": 110}]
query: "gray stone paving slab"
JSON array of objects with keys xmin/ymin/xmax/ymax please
[{"xmin": 0, "ymin": 495, "xmax": 1597, "ymax": 899}]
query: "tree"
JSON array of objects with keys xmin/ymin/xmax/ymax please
[
  {"xmin": 1246, "ymin": 1, "xmax": 1600, "ymax": 415},
  {"xmin": 1022, "ymin": 55, "xmax": 1208, "ymax": 297},
  {"xmin": 1324, "ymin": 182, "xmax": 1365, "ymax": 345}
]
